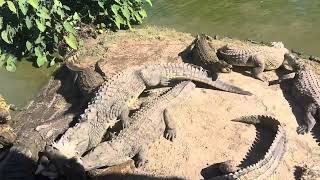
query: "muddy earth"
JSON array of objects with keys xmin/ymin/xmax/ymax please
[{"xmin": 63, "ymin": 26, "xmax": 319, "ymax": 180}]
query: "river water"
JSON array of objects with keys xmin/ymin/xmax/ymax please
[
  {"xmin": 0, "ymin": 61, "xmax": 52, "ymax": 107},
  {"xmin": 1, "ymin": 0, "xmax": 320, "ymax": 105},
  {"xmin": 145, "ymin": 0, "xmax": 320, "ymax": 56}
]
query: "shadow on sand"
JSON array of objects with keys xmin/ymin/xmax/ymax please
[{"xmin": 201, "ymin": 124, "xmax": 275, "ymax": 178}]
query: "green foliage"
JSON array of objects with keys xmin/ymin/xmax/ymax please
[{"xmin": 0, "ymin": 0, "xmax": 152, "ymax": 72}]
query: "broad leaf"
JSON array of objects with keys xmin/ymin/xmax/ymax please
[
  {"xmin": 139, "ymin": 9, "xmax": 147, "ymax": 18},
  {"xmin": 63, "ymin": 21, "xmax": 76, "ymax": 35},
  {"xmin": 34, "ymin": 46, "xmax": 42, "ymax": 57},
  {"xmin": 26, "ymin": 41, "xmax": 32, "ymax": 51},
  {"xmin": 18, "ymin": 0, "xmax": 28, "ymax": 15},
  {"xmin": 145, "ymin": 0, "xmax": 152, "ymax": 6},
  {"xmin": 36, "ymin": 19, "xmax": 46, "ymax": 32},
  {"xmin": 7, "ymin": 1, "xmax": 17, "ymax": 14},
  {"xmin": 0, "ymin": 0, "xmax": 5, "ymax": 7},
  {"xmin": 64, "ymin": 34, "xmax": 78, "ymax": 50},
  {"xmin": 111, "ymin": 4, "xmax": 120, "ymax": 15},
  {"xmin": 6, "ymin": 62, "xmax": 16, "ymax": 72},
  {"xmin": 36, "ymin": 55, "xmax": 46, "ymax": 67},
  {"xmin": 49, "ymin": 59, "xmax": 55, "ymax": 66},
  {"xmin": 1, "ymin": 30, "xmax": 13, "ymax": 44},
  {"xmin": 28, "ymin": 0, "xmax": 39, "ymax": 9},
  {"xmin": 5, "ymin": 56, "xmax": 17, "ymax": 72},
  {"xmin": 0, "ymin": 17, "xmax": 3, "ymax": 30},
  {"xmin": 121, "ymin": 6, "xmax": 130, "ymax": 20},
  {"xmin": 73, "ymin": 12, "xmax": 81, "ymax": 21},
  {"xmin": 25, "ymin": 16, "xmax": 33, "ymax": 29},
  {"xmin": 37, "ymin": 7, "xmax": 51, "ymax": 19}
]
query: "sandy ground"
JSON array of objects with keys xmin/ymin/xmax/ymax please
[{"xmin": 74, "ymin": 27, "xmax": 320, "ymax": 180}]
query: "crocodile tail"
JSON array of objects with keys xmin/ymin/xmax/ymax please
[
  {"xmin": 231, "ymin": 115, "xmax": 281, "ymax": 132},
  {"xmin": 154, "ymin": 63, "xmax": 252, "ymax": 96},
  {"xmin": 207, "ymin": 116, "xmax": 287, "ymax": 179},
  {"xmin": 209, "ymin": 79, "xmax": 252, "ymax": 95}
]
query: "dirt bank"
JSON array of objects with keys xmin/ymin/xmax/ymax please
[{"xmin": 67, "ymin": 26, "xmax": 320, "ymax": 179}]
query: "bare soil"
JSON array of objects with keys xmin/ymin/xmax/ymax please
[{"xmin": 74, "ymin": 26, "xmax": 320, "ymax": 180}]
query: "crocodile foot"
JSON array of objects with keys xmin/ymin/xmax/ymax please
[
  {"xmin": 135, "ymin": 152, "xmax": 148, "ymax": 168},
  {"xmin": 297, "ymin": 125, "xmax": 308, "ymax": 135},
  {"xmin": 220, "ymin": 67, "xmax": 232, "ymax": 73},
  {"xmin": 164, "ymin": 128, "xmax": 176, "ymax": 141},
  {"xmin": 255, "ymin": 74, "xmax": 268, "ymax": 82}
]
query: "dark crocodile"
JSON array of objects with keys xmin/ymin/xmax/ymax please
[
  {"xmin": 36, "ymin": 81, "xmax": 196, "ymax": 178},
  {"xmin": 269, "ymin": 58, "xmax": 320, "ymax": 134},
  {"xmin": 217, "ymin": 42, "xmax": 292, "ymax": 81},
  {"xmin": 66, "ymin": 61, "xmax": 105, "ymax": 101},
  {"xmin": 52, "ymin": 63, "xmax": 252, "ymax": 160},
  {"xmin": 206, "ymin": 115, "xmax": 287, "ymax": 180},
  {"xmin": 191, "ymin": 34, "xmax": 232, "ymax": 73}
]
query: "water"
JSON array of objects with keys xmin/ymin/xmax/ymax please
[
  {"xmin": 2, "ymin": 0, "xmax": 320, "ymax": 105},
  {"xmin": 145, "ymin": 0, "xmax": 320, "ymax": 56},
  {"xmin": 0, "ymin": 61, "xmax": 52, "ymax": 107}
]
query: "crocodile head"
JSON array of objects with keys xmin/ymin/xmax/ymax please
[
  {"xmin": 138, "ymin": 68, "xmax": 163, "ymax": 87},
  {"xmin": 36, "ymin": 146, "xmax": 86, "ymax": 180},
  {"xmin": 165, "ymin": 81, "xmax": 196, "ymax": 103},
  {"xmin": 282, "ymin": 53, "xmax": 305, "ymax": 71}
]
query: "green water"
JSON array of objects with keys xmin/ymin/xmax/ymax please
[
  {"xmin": 2, "ymin": 0, "xmax": 320, "ymax": 105},
  {"xmin": 0, "ymin": 61, "xmax": 52, "ymax": 107},
  {"xmin": 145, "ymin": 0, "xmax": 320, "ymax": 56}
]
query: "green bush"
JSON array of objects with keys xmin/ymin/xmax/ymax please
[{"xmin": 0, "ymin": 0, "xmax": 152, "ymax": 72}]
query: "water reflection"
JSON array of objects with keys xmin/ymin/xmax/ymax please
[{"xmin": 145, "ymin": 0, "xmax": 320, "ymax": 56}]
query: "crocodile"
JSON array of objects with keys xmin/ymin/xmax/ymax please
[
  {"xmin": 191, "ymin": 34, "xmax": 232, "ymax": 73},
  {"xmin": 217, "ymin": 41, "xmax": 293, "ymax": 81},
  {"xmin": 65, "ymin": 61, "xmax": 105, "ymax": 101},
  {"xmin": 52, "ymin": 63, "xmax": 252, "ymax": 159},
  {"xmin": 206, "ymin": 115, "xmax": 287, "ymax": 180},
  {"xmin": 269, "ymin": 58, "xmax": 320, "ymax": 134},
  {"xmin": 36, "ymin": 81, "xmax": 196, "ymax": 177}
]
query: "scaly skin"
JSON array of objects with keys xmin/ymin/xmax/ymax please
[
  {"xmin": 217, "ymin": 42, "xmax": 290, "ymax": 81},
  {"xmin": 270, "ymin": 61, "xmax": 320, "ymax": 134},
  {"xmin": 191, "ymin": 34, "xmax": 232, "ymax": 73},
  {"xmin": 207, "ymin": 115, "xmax": 287, "ymax": 180},
  {"xmin": 66, "ymin": 62, "xmax": 105, "ymax": 100},
  {"xmin": 81, "ymin": 81, "xmax": 196, "ymax": 170},
  {"xmin": 53, "ymin": 63, "xmax": 252, "ymax": 159}
]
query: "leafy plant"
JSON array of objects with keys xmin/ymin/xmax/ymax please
[{"xmin": 0, "ymin": 0, "xmax": 152, "ymax": 72}]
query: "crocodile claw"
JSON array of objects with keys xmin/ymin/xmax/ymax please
[
  {"xmin": 221, "ymin": 67, "xmax": 232, "ymax": 73},
  {"xmin": 164, "ymin": 129, "xmax": 176, "ymax": 141},
  {"xmin": 135, "ymin": 158, "xmax": 148, "ymax": 168},
  {"xmin": 297, "ymin": 125, "xmax": 308, "ymax": 135},
  {"xmin": 256, "ymin": 74, "xmax": 268, "ymax": 82}
]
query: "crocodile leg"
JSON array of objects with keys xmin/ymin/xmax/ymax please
[
  {"xmin": 250, "ymin": 54, "xmax": 267, "ymax": 82},
  {"xmin": 120, "ymin": 105, "xmax": 131, "ymax": 128},
  {"xmin": 269, "ymin": 72, "xmax": 296, "ymax": 85},
  {"xmin": 134, "ymin": 147, "xmax": 148, "ymax": 167},
  {"xmin": 297, "ymin": 103, "xmax": 317, "ymax": 134},
  {"xmin": 163, "ymin": 109, "xmax": 176, "ymax": 141}
]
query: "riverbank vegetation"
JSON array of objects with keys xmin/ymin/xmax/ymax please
[{"xmin": 0, "ymin": 0, "xmax": 152, "ymax": 72}]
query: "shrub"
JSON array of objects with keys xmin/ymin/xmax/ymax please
[{"xmin": 0, "ymin": 0, "xmax": 152, "ymax": 72}]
